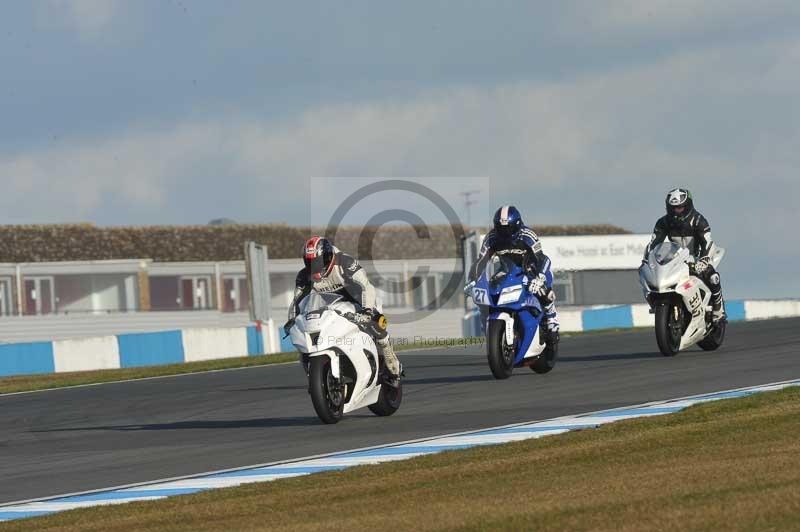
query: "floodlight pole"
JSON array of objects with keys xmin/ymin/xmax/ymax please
[{"xmin": 460, "ymin": 189, "xmax": 481, "ymax": 228}]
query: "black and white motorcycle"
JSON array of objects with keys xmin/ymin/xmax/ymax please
[
  {"xmin": 639, "ymin": 241, "xmax": 726, "ymax": 356},
  {"xmin": 288, "ymin": 292, "xmax": 402, "ymax": 424}
]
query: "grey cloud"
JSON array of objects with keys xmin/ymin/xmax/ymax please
[{"xmin": 1, "ymin": 2, "xmax": 799, "ymax": 299}]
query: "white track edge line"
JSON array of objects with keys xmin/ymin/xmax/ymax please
[{"xmin": 2, "ymin": 375, "xmax": 798, "ymax": 508}]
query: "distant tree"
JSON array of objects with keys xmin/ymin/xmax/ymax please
[{"xmin": 208, "ymin": 218, "xmax": 238, "ymax": 226}]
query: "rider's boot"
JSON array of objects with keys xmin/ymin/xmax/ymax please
[
  {"xmin": 543, "ymin": 299, "xmax": 560, "ymax": 347},
  {"xmin": 544, "ymin": 325, "xmax": 560, "ymax": 348},
  {"xmin": 712, "ymin": 292, "xmax": 726, "ymax": 323},
  {"xmin": 377, "ymin": 336, "xmax": 401, "ymax": 384}
]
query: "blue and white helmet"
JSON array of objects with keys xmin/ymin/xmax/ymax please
[{"xmin": 493, "ymin": 205, "xmax": 522, "ymax": 241}]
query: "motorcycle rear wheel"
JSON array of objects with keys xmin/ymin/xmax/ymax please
[
  {"xmin": 487, "ymin": 319, "xmax": 515, "ymax": 379},
  {"xmin": 368, "ymin": 380, "xmax": 403, "ymax": 416},
  {"xmin": 309, "ymin": 357, "xmax": 344, "ymax": 424},
  {"xmin": 698, "ymin": 319, "xmax": 726, "ymax": 351},
  {"xmin": 531, "ymin": 335, "xmax": 558, "ymax": 374},
  {"xmin": 655, "ymin": 303, "xmax": 682, "ymax": 356}
]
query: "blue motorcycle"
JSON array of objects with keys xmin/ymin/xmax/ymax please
[{"xmin": 469, "ymin": 255, "xmax": 558, "ymax": 379}]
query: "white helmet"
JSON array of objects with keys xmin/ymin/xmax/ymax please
[{"xmin": 665, "ymin": 188, "xmax": 693, "ymax": 222}]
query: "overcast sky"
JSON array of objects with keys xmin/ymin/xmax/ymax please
[{"xmin": 1, "ymin": 1, "xmax": 799, "ymax": 298}]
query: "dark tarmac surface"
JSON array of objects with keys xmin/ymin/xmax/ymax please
[{"xmin": 2, "ymin": 318, "xmax": 798, "ymax": 504}]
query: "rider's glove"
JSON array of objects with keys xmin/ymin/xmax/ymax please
[
  {"xmin": 282, "ymin": 319, "xmax": 295, "ymax": 337},
  {"xmin": 353, "ymin": 309, "xmax": 373, "ymax": 323},
  {"xmin": 695, "ymin": 257, "xmax": 711, "ymax": 274},
  {"xmin": 464, "ymin": 280, "xmax": 475, "ymax": 296},
  {"xmin": 528, "ymin": 273, "xmax": 548, "ymax": 297}
]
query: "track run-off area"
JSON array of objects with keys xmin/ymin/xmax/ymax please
[{"xmin": 2, "ymin": 317, "xmax": 799, "ymax": 505}]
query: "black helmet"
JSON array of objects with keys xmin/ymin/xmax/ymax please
[
  {"xmin": 665, "ymin": 188, "xmax": 694, "ymax": 223},
  {"xmin": 303, "ymin": 236, "xmax": 335, "ymax": 282},
  {"xmin": 493, "ymin": 205, "xmax": 522, "ymax": 241}
]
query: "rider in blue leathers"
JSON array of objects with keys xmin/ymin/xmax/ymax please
[{"xmin": 467, "ymin": 205, "xmax": 560, "ymax": 344}]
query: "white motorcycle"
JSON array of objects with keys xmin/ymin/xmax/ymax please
[
  {"xmin": 289, "ymin": 292, "xmax": 402, "ymax": 424},
  {"xmin": 639, "ymin": 241, "xmax": 726, "ymax": 356}
]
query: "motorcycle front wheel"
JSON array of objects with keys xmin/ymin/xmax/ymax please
[
  {"xmin": 309, "ymin": 356, "xmax": 345, "ymax": 424},
  {"xmin": 487, "ymin": 319, "xmax": 515, "ymax": 379},
  {"xmin": 655, "ymin": 303, "xmax": 682, "ymax": 356}
]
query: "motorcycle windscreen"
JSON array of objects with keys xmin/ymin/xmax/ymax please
[
  {"xmin": 300, "ymin": 292, "xmax": 343, "ymax": 315},
  {"xmin": 652, "ymin": 241, "xmax": 682, "ymax": 265},
  {"xmin": 485, "ymin": 255, "xmax": 521, "ymax": 283}
]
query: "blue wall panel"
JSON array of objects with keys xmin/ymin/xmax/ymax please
[
  {"xmin": 0, "ymin": 342, "xmax": 55, "ymax": 377},
  {"xmin": 726, "ymin": 300, "xmax": 746, "ymax": 322},
  {"xmin": 582, "ymin": 305, "xmax": 634, "ymax": 331},
  {"xmin": 117, "ymin": 331, "xmax": 185, "ymax": 368},
  {"xmin": 279, "ymin": 328, "xmax": 295, "ymax": 353},
  {"xmin": 246, "ymin": 326, "xmax": 264, "ymax": 356}
]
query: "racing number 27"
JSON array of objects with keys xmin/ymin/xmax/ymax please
[{"xmin": 474, "ymin": 288, "xmax": 488, "ymax": 305}]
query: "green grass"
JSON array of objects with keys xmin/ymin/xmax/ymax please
[
  {"xmin": 4, "ymin": 386, "xmax": 798, "ymax": 531},
  {"xmin": 0, "ymin": 328, "xmax": 647, "ymax": 395}
]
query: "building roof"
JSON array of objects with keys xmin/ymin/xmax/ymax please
[{"xmin": 0, "ymin": 223, "xmax": 631, "ymax": 263}]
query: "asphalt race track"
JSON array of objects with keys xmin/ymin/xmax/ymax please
[{"xmin": 2, "ymin": 318, "xmax": 799, "ymax": 504}]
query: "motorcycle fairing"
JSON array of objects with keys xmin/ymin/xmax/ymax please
[
  {"xmin": 477, "ymin": 257, "xmax": 547, "ymax": 366},
  {"xmin": 293, "ymin": 295, "xmax": 382, "ymax": 414},
  {"xmin": 675, "ymin": 276, "xmax": 712, "ymax": 350},
  {"xmin": 639, "ymin": 241, "xmax": 724, "ymax": 352}
]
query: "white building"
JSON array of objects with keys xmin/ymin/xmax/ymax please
[{"xmin": 0, "ymin": 225, "xmax": 650, "ymax": 343}]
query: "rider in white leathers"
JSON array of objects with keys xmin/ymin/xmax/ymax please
[{"xmin": 285, "ymin": 236, "xmax": 401, "ymax": 379}]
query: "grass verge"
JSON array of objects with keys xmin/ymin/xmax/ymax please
[
  {"xmin": 4, "ymin": 385, "xmax": 799, "ymax": 531},
  {"xmin": 0, "ymin": 328, "xmax": 648, "ymax": 395},
  {"xmin": 0, "ymin": 353, "xmax": 299, "ymax": 395}
]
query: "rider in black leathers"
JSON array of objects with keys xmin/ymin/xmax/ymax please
[{"xmin": 643, "ymin": 188, "xmax": 725, "ymax": 321}]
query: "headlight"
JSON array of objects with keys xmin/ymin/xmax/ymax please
[{"xmin": 497, "ymin": 286, "xmax": 523, "ymax": 305}]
